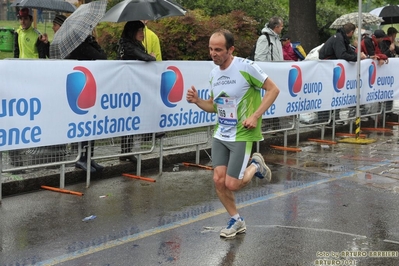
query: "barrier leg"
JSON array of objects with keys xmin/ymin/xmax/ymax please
[
  {"xmin": 195, "ymin": 145, "xmax": 200, "ymax": 165},
  {"xmin": 137, "ymin": 153, "xmax": 142, "ymax": 176},
  {"xmin": 295, "ymin": 115, "xmax": 300, "ymax": 147},
  {"xmin": 60, "ymin": 164, "xmax": 65, "ymax": 189},
  {"xmin": 158, "ymin": 135, "xmax": 163, "ymax": 175},
  {"xmin": 86, "ymin": 142, "xmax": 91, "ymax": 188}
]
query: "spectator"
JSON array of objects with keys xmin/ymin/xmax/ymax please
[
  {"xmin": 14, "ymin": 8, "xmax": 48, "ymax": 59},
  {"xmin": 254, "ymin": 16, "xmax": 284, "ymax": 61},
  {"xmin": 379, "ymin": 27, "xmax": 399, "ymax": 58},
  {"xmin": 318, "ymin": 23, "xmax": 368, "ymax": 125},
  {"xmin": 350, "ymin": 28, "xmax": 371, "ymax": 51},
  {"xmin": 117, "ymin": 21, "xmax": 156, "ymax": 162},
  {"xmin": 378, "ymin": 27, "xmax": 398, "ymax": 115},
  {"xmin": 141, "ymin": 20, "xmax": 162, "ymax": 61},
  {"xmin": 67, "ymin": 34, "xmax": 107, "ymax": 172},
  {"xmin": 319, "ymin": 23, "xmax": 367, "ymax": 61},
  {"xmin": 117, "ymin": 20, "xmax": 156, "ymax": 61},
  {"xmin": 281, "ymin": 35, "xmax": 299, "ymax": 61},
  {"xmin": 41, "ymin": 14, "xmax": 67, "ymax": 58},
  {"xmin": 360, "ymin": 29, "xmax": 389, "ymax": 66},
  {"xmin": 186, "ymin": 29, "xmax": 280, "ymax": 238},
  {"xmin": 37, "ymin": 8, "xmax": 44, "ymax": 23},
  {"xmin": 52, "ymin": 14, "xmax": 66, "ymax": 34},
  {"xmin": 254, "ymin": 16, "xmax": 284, "ymax": 132},
  {"xmin": 10, "ymin": 8, "xmax": 49, "ymax": 168}
]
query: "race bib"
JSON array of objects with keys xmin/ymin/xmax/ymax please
[{"xmin": 216, "ymin": 97, "xmax": 237, "ymax": 126}]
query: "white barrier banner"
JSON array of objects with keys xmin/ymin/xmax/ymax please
[{"xmin": 0, "ymin": 58, "xmax": 398, "ymax": 151}]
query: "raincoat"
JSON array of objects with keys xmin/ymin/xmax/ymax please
[
  {"xmin": 254, "ymin": 27, "xmax": 283, "ymax": 61},
  {"xmin": 143, "ymin": 26, "xmax": 162, "ymax": 61}
]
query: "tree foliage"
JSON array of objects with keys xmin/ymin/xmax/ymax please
[
  {"xmin": 96, "ymin": 10, "xmax": 259, "ymax": 60},
  {"xmin": 97, "ymin": 0, "xmax": 395, "ymax": 60},
  {"xmin": 176, "ymin": 0, "xmax": 289, "ymax": 32}
]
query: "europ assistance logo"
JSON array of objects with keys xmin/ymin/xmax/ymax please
[
  {"xmin": 160, "ymin": 66, "xmax": 184, "ymax": 107},
  {"xmin": 333, "ymin": 63, "xmax": 345, "ymax": 93},
  {"xmin": 288, "ymin": 65, "xmax": 302, "ymax": 97},
  {"xmin": 66, "ymin": 66, "xmax": 97, "ymax": 115},
  {"xmin": 368, "ymin": 61, "xmax": 377, "ymax": 88}
]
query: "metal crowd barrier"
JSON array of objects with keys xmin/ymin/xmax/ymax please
[{"xmin": 1, "ymin": 102, "xmax": 398, "ymax": 202}]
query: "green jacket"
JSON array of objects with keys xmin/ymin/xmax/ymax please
[
  {"xmin": 142, "ymin": 26, "xmax": 162, "ymax": 61},
  {"xmin": 14, "ymin": 26, "xmax": 48, "ymax": 59}
]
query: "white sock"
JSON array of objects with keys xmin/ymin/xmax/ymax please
[
  {"xmin": 251, "ymin": 162, "xmax": 259, "ymax": 171},
  {"xmin": 232, "ymin": 214, "xmax": 240, "ymax": 220}
]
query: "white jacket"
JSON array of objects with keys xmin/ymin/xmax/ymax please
[{"xmin": 254, "ymin": 27, "xmax": 283, "ymax": 62}]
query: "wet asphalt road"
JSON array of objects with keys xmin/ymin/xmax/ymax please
[{"xmin": 2, "ymin": 129, "xmax": 399, "ymax": 266}]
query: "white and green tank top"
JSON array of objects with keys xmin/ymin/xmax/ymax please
[{"xmin": 210, "ymin": 57, "xmax": 268, "ymax": 142}]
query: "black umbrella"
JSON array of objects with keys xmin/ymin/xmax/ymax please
[
  {"xmin": 11, "ymin": 0, "xmax": 76, "ymax": 13},
  {"xmin": 369, "ymin": 4, "xmax": 399, "ymax": 25},
  {"xmin": 101, "ymin": 0, "xmax": 187, "ymax": 22}
]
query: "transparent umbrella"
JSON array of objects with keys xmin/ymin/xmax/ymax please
[{"xmin": 330, "ymin": 12, "xmax": 383, "ymax": 29}]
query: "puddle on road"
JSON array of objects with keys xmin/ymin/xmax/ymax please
[{"xmin": 347, "ymin": 172, "xmax": 399, "ymax": 192}]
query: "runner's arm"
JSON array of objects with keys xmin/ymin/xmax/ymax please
[{"xmin": 186, "ymin": 86, "xmax": 215, "ymax": 113}]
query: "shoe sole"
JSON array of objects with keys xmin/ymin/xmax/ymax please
[
  {"xmin": 220, "ymin": 227, "xmax": 246, "ymax": 238},
  {"xmin": 252, "ymin": 153, "xmax": 272, "ymax": 182}
]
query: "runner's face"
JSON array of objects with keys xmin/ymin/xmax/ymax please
[{"xmin": 209, "ymin": 34, "xmax": 233, "ymax": 68}]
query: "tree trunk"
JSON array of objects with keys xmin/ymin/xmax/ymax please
[{"xmin": 289, "ymin": 0, "xmax": 319, "ymax": 53}]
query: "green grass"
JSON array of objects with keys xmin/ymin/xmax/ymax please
[{"xmin": 0, "ymin": 20, "xmax": 54, "ymax": 59}]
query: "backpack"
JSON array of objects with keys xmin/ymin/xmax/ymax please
[
  {"xmin": 248, "ymin": 32, "xmax": 272, "ymax": 61},
  {"xmin": 291, "ymin": 42, "xmax": 307, "ymax": 60},
  {"xmin": 304, "ymin": 43, "xmax": 324, "ymax": 60}
]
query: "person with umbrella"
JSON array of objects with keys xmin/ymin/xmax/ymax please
[
  {"xmin": 52, "ymin": 14, "xmax": 67, "ymax": 34},
  {"xmin": 13, "ymin": 8, "xmax": 48, "ymax": 59},
  {"xmin": 117, "ymin": 20, "xmax": 156, "ymax": 61},
  {"xmin": 48, "ymin": 0, "xmax": 107, "ymax": 172},
  {"xmin": 10, "ymin": 7, "xmax": 49, "ymax": 168},
  {"xmin": 67, "ymin": 33, "xmax": 107, "ymax": 172},
  {"xmin": 39, "ymin": 14, "xmax": 67, "ymax": 58},
  {"xmin": 117, "ymin": 20, "xmax": 156, "ymax": 162}
]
